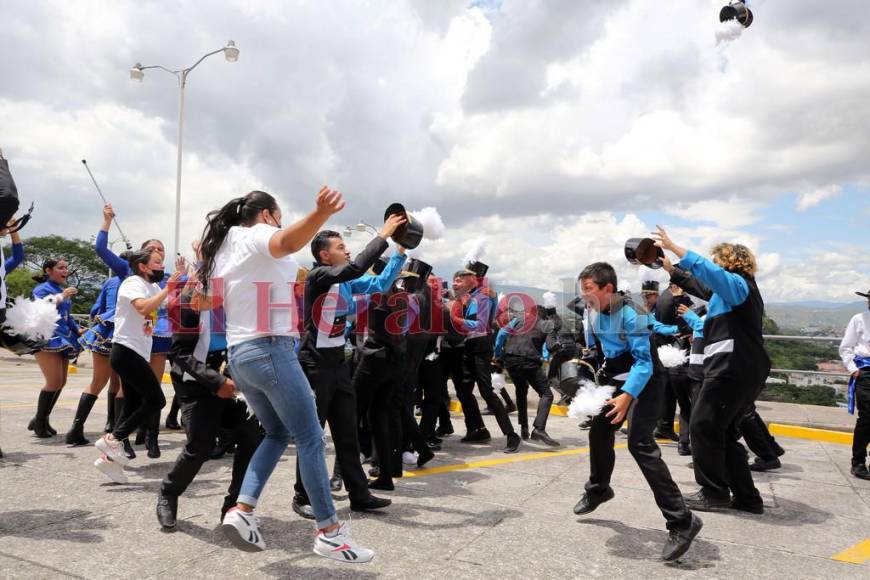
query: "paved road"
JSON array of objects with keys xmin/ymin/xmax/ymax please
[{"xmin": 1, "ymin": 353, "xmax": 868, "ymax": 579}]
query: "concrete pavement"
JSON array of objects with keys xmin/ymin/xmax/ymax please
[{"xmin": 1, "ymin": 352, "xmax": 868, "ymax": 579}]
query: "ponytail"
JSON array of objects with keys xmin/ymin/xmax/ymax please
[
  {"xmin": 198, "ymin": 190, "xmax": 278, "ymax": 291},
  {"xmin": 32, "ymin": 258, "xmax": 58, "ymax": 283}
]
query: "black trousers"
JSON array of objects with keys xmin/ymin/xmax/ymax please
[
  {"xmin": 741, "ymin": 404, "xmax": 779, "ymax": 461},
  {"xmin": 658, "ymin": 371, "xmax": 678, "ymax": 431},
  {"xmin": 505, "ymin": 360, "xmax": 553, "ymax": 431},
  {"xmin": 668, "ymin": 366, "xmax": 694, "ymax": 446},
  {"xmin": 852, "ymin": 369, "xmax": 870, "ymax": 466},
  {"xmin": 161, "ymin": 396, "xmax": 260, "ymax": 512},
  {"xmin": 293, "ymin": 362, "xmax": 372, "ymax": 505},
  {"xmin": 455, "ymin": 349, "xmax": 515, "ymax": 436},
  {"xmin": 354, "ymin": 354, "xmax": 403, "ymax": 482},
  {"xmin": 110, "ymin": 343, "xmax": 166, "ymax": 440},
  {"xmin": 585, "ymin": 373, "xmax": 692, "ymax": 532},
  {"xmin": 690, "ymin": 373, "xmax": 764, "ymax": 506},
  {"xmin": 439, "ymin": 347, "xmax": 464, "ymax": 430},
  {"xmin": 419, "ymin": 356, "xmax": 444, "ymax": 438}
]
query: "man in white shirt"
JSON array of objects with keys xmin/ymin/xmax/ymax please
[{"xmin": 840, "ymin": 289, "xmax": 870, "ymax": 480}]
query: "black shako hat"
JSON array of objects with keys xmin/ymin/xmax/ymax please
[
  {"xmin": 625, "ymin": 238, "xmax": 664, "ymax": 269},
  {"xmin": 384, "ymin": 203, "xmax": 424, "ymax": 250}
]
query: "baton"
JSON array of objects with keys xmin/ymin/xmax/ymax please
[{"xmin": 81, "ymin": 159, "xmax": 132, "ymax": 250}]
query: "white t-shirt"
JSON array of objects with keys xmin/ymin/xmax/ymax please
[
  {"xmin": 212, "ymin": 223, "xmax": 300, "ymax": 347},
  {"xmin": 114, "ymin": 275, "xmax": 161, "ymax": 361}
]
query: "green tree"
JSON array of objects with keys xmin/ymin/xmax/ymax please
[
  {"xmin": 17, "ymin": 235, "xmax": 111, "ymax": 315},
  {"xmin": 3, "ymin": 268, "xmax": 37, "ymax": 301}
]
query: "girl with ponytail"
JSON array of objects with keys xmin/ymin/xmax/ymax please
[
  {"xmin": 205, "ymin": 186, "xmax": 374, "ymax": 563},
  {"xmin": 28, "ymin": 258, "xmax": 82, "ymax": 438}
]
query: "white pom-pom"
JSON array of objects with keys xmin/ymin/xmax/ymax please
[
  {"xmin": 568, "ymin": 380, "xmax": 616, "ymax": 420},
  {"xmin": 2, "ymin": 296, "xmax": 60, "ymax": 340},
  {"xmin": 464, "ymin": 238, "xmax": 486, "ymax": 265},
  {"xmin": 542, "ymin": 291, "xmax": 557, "ymax": 309},
  {"xmin": 491, "ymin": 372, "xmax": 506, "ymax": 391},
  {"xmin": 658, "ymin": 344, "xmax": 688, "ymax": 368},
  {"xmin": 411, "ymin": 207, "xmax": 445, "ymax": 240},
  {"xmin": 855, "ymin": 344, "xmax": 870, "ymax": 358}
]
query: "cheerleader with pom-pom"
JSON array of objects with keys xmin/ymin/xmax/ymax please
[{"xmin": 27, "ymin": 259, "xmax": 83, "ymax": 438}]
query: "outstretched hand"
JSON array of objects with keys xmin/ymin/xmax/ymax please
[
  {"xmin": 604, "ymin": 392, "xmax": 633, "ymax": 425},
  {"xmin": 651, "ymin": 225, "xmax": 687, "ymax": 259},
  {"xmin": 315, "ymin": 186, "xmax": 346, "ymax": 216}
]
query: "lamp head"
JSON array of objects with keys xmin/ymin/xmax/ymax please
[
  {"xmin": 224, "ymin": 40, "xmax": 240, "ymax": 62},
  {"xmin": 129, "ymin": 63, "xmax": 145, "ymax": 82}
]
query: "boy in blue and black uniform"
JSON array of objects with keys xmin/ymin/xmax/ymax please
[
  {"xmin": 574, "ymin": 262, "xmax": 701, "ymax": 562},
  {"xmin": 291, "ymin": 218, "xmax": 406, "ymax": 516},
  {"xmin": 654, "ymin": 227, "xmax": 772, "ymax": 514}
]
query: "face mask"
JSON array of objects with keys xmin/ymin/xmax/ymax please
[{"xmin": 148, "ymin": 269, "xmax": 165, "ymax": 283}]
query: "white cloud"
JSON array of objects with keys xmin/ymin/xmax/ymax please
[
  {"xmin": 795, "ymin": 184, "xmax": 842, "ymax": 211},
  {"xmin": 665, "ymin": 197, "xmax": 762, "ymax": 228}
]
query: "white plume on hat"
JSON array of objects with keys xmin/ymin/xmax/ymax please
[
  {"xmin": 542, "ymin": 291, "xmax": 558, "ymax": 309},
  {"xmin": 715, "ymin": 19, "xmax": 744, "ymax": 45},
  {"xmin": 3, "ymin": 296, "xmax": 60, "ymax": 340},
  {"xmin": 463, "ymin": 237, "xmax": 486, "ymax": 265},
  {"xmin": 410, "ymin": 207, "xmax": 445, "ymax": 240}
]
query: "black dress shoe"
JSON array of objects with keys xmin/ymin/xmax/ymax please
[
  {"xmin": 505, "ymin": 433, "xmax": 521, "ymax": 454},
  {"xmin": 461, "ymin": 428, "xmax": 492, "ymax": 444},
  {"xmin": 329, "ymin": 473, "xmax": 343, "ymax": 492},
  {"xmin": 292, "ymin": 495, "xmax": 315, "ymax": 520},
  {"xmin": 531, "ymin": 428, "xmax": 560, "ymax": 447},
  {"xmin": 677, "ymin": 443, "xmax": 692, "ymax": 456},
  {"xmin": 851, "ymin": 464, "xmax": 870, "ymax": 480},
  {"xmin": 368, "ymin": 465, "xmax": 380, "ymax": 478},
  {"xmin": 435, "ymin": 425, "xmax": 454, "ymax": 437},
  {"xmin": 662, "ymin": 513, "xmax": 703, "ymax": 561},
  {"xmin": 578, "ymin": 419, "xmax": 592, "ymax": 430},
  {"xmin": 156, "ymin": 493, "xmax": 178, "ymax": 529},
  {"xmin": 426, "ymin": 437, "xmax": 442, "ymax": 451},
  {"xmin": 573, "ymin": 488, "xmax": 615, "ymax": 515},
  {"xmin": 368, "ymin": 479, "xmax": 395, "ymax": 491},
  {"xmin": 350, "ymin": 495, "xmax": 392, "ymax": 512},
  {"xmin": 520, "ymin": 426, "xmax": 530, "ymax": 440},
  {"xmin": 653, "ymin": 428, "xmax": 680, "ymax": 442},
  {"xmin": 682, "ymin": 490, "xmax": 730, "ymax": 512},
  {"xmin": 730, "ymin": 499, "xmax": 764, "ymax": 514},
  {"xmin": 146, "ymin": 434, "xmax": 161, "ymax": 459},
  {"xmin": 165, "ymin": 417, "xmax": 181, "ymax": 430},
  {"xmin": 749, "ymin": 457, "xmax": 781, "ymax": 472},
  {"xmin": 122, "ymin": 438, "xmax": 136, "ymax": 460},
  {"xmin": 773, "ymin": 442, "xmax": 785, "ymax": 457},
  {"xmin": 417, "ymin": 447, "xmax": 435, "ymax": 468}
]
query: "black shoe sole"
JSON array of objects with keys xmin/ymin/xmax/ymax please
[
  {"xmin": 684, "ymin": 501, "xmax": 730, "ymax": 513},
  {"xmin": 350, "ymin": 499, "xmax": 392, "ymax": 512}
]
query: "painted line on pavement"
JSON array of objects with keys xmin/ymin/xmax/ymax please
[
  {"xmin": 831, "ymin": 539, "xmax": 870, "ymax": 564},
  {"xmin": 403, "ymin": 444, "xmax": 627, "ymax": 478}
]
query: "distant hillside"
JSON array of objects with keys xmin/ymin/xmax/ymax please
[{"xmin": 765, "ymin": 302, "xmax": 861, "ymax": 335}]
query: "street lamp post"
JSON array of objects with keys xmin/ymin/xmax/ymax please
[
  {"xmin": 343, "ymin": 221, "xmax": 379, "ymax": 238},
  {"xmin": 130, "ymin": 41, "xmax": 239, "ymax": 258}
]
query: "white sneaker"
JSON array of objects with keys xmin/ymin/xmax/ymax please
[
  {"xmin": 221, "ymin": 507, "xmax": 266, "ymax": 552},
  {"xmin": 314, "ymin": 522, "xmax": 375, "ymax": 563},
  {"xmin": 94, "ymin": 455, "xmax": 128, "ymax": 484},
  {"xmin": 402, "ymin": 451, "xmax": 418, "ymax": 466},
  {"xmin": 95, "ymin": 435, "xmax": 131, "ymax": 466}
]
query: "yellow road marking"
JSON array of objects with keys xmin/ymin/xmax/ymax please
[
  {"xmin": 768, "ymin": 423, "xmax": 852, "ymax": 445},
  {"xmin": 403, "ymin": 444, "xmax": 628, "ymax": 478},
  {"xmin": 832, "ymin": 539, "xmax": 870, "ymax": 564}
]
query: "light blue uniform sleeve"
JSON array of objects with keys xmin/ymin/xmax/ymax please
[
  {"xmin": 494, "ymin": 318, "xmax": 519, "ymax": 358},
  {"xmin": 646, "ymin": 313, "xmax": 679, "ymax": 336},
  {"xmin": 96, "ymin": 230, "xmax": 131, "ymax": 279},
  {"xmin": 3, "ymin": 242, "xmax": 24, "ymax": 273},
  {"xmin": 681, "ymin": 309, "xmax": 705, "ymax": 334},
  {"xmin": 621, "ymin": 307, "xmax": 654, "ymax": 398},
  {"xmin": 678, "ymin": 250, "xmax": 749, "ymax": 307},
  {"xmin": 348, "ymin": 253, "xmax": 407, "ymax": 294},
  {"xmin": 460, "ymin": 295, "xmax": 488, "ymax": 332}
]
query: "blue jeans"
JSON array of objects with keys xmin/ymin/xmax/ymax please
[{"xmin": 228, "ymin": 336, "xmax": 337, "ymax": 529}]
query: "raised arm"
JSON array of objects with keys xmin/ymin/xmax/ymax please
[
  {"xmin": 268, "ymin": 186, "xmax": 346, "ymax": 258},
  {"xmin": 3, "ymin": 230, "xmax": 23, "ymax": 273},
  {"xmin": 96, "ymin": 205, "xmax": 131, "ymax": 278}
]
